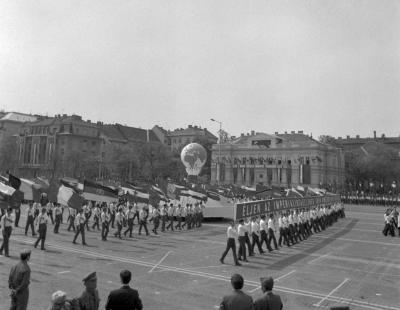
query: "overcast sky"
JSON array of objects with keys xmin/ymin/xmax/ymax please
[{"xmin": 1, "ymin": 0, "xmax": 399, "ymax": 139}]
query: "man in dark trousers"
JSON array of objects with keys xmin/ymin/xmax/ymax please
[
  {"xmin": 73, "ymin": 209, "xmax": 87, "ymax": 245},
  {"xmin": 34, "ymin": 207, "xmax": 48, "ymax": 250},
  {"xmin": 9, "ymin": 249, "xmax": 31, "ymax": 310},
  {"xmin": 219, "ymin": 273, "xmax": 254, "ymax": 310},
  {"xmin": 105, "ymin": 269, "xmax": 143, "ymax": 310},
  {"xmin": 253, "ymin": 277, "xmax": 283, "ymax": 310},
  {"xmin": 25, "ymin": 203, "xmax": 36, "ymax": 236},
  {"xmin": 1, "ymin": 208, "xmax": 14, "ymax": 257},
  {"xmin": 220, "ymin": 221, "xmax": 241, "ymax": 266}
]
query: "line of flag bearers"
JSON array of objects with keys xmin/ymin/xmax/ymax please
[
  {"xmin": 220, "ymin": 203, "xmax": 346, "ymax": 266},
  {"xmin": 0, "ymin": 198, "xmax": 206, "ymax": 257}
]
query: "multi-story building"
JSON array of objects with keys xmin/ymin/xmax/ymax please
[
  {"xmin": 152, "ymin": 125, "xmax": 218, "ymax": 153},
  {"xmin": 211, "ymin": 130, "xmax": 345, "ymax": 190},
  {"xmin": 17, "ymin": 114, "xmax": 160, "ymax": 178},
  {"xmin": 0, "ymin": 112, "xmax": 37, "ymax": 144}
]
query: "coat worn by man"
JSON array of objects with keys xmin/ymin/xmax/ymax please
[
  {"xmin": 9, "ymin": 258, "xmax": 31, "ymax": 310},
  {"xmin": 220, "ymin": 290, "xmax": 254, "ymax": 310},
  {"xmin": 78, "ymin": 272, "xmax": 100, "ymax": 310},
  {"xmin": 105, "ymin": 285, "xmax": 143, "ymax": 310},
  {"xmin": 253, "ymin": 291, "xmax": 283, "ymax": 310}
]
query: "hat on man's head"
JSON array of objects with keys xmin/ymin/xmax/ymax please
[
  {"xmin": 82, "ymin": 272, "xmax": 97, "ymax": 283},
  {"xmin": 52, "ymin": 290, "xmax": 67, "ymax": 304}
]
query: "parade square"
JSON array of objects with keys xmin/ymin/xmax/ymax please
[{"xmin": 1, "ymin": 204, "xmax": 399, "ymax": 310}]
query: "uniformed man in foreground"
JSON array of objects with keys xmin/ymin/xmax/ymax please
[
  {"xmin": 78, "ymin": 272, "xmax": 100, "ymax": 310},
  {"xmin": 9, "ymin": 249, "xmax": 31, "ymax": 310}
]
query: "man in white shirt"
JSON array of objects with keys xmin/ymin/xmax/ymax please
[
  {"xmin": 267, "ymin": 214, "xmax": 278, "ymax": 250},
  {"xmin": 138, "ymin": 207, "xmax": 149, "ymax": 236},
  {"xmin": 25, "ymin": 203, "xmax": 36, "ymax": 237},
  {"xmin": 244, "ymin": 217, "xmax": 254, "ymax": 256},
  {"xmin": 0, "ymin": 208, "xmax": 13, "ymax": 257},
  {"xmin": 34, "ymin": 207, "xmax": 48, "ymax": 250},
  {"xmin": 91, "ymin": 204, "xmax": 101, "ymax": 231},
  {"xmin": 260, "ymin": 215, "xmax": 273, "ymax": 252},
  {"xmin": 124, "ymin": 205, "xmax": 135, "ymax": 238},
  {"xmin": 101, "ymin": 207, "xmax": 109, "ymax": 241},
  {"xmin": 220, "ymin": 221, "xmax": 241, "ymax": 266},
  {"xmin": 251, "ymin": 217, "xmax": 264, "ymax": 254},
  {"xmin": 72, "ymin": 209, "xmax": 87, "ymax": 245},
  {"xmin": 53, "ymin": 203, "xmax": 62, "ymax": 234},
  {"xmin": 67, "ymin": 207, "xmax": 76, "ymax": 232},
  {"xmin": 237, "ymin": 219, "xmax": 248, "ymax": 262},
  {"xmin": 114, "ymin": 208, "xmax": 124, "ymax": 239}
]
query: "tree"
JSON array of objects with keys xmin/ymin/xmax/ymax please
[{"xmin": 345, "ymin": 142, "xmax": 400, "ymax": 192}]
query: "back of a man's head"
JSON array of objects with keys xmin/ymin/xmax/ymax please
[
  {"xmin": 231, "ymin": 274, "xmax": 244, "ymax": 290},
  {"xmin": 120, "ymin": 270, "xmax": 132, "ymax": 285},
  {"xmin": 261, "ymin": 277, "xmax": 274, "ymax": 292}
]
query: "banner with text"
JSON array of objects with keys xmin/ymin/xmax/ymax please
[{"xmin": 234, "ymin": 195, "xmax": 341, "ymax": 220}]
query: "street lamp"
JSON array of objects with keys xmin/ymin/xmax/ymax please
[{"xmin": 210, "ymin": 118, "xmax": 222, "ymax": 185}]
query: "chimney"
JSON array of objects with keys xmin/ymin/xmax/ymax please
[
  {"xmin": 291, "ymin": 131, "xmax": 295, "ymax": 134},
  {"xmin": 274, "ymin": 131, "xmax": 278, "ymax": 135},
  {"xmin": 251, "ymin": 130, "xmax": 255, "ymax": 135},
  {"xmin": 346, "ymin": 135, "xmax": 350, "ymax": 139},
  {"xmin": 356, "ymin": 135, "xmax": 360, "ymax": 139},
  {"xmin": 284, "ymin": 131, "xmax": 287, "ymax": 134},
  {"xmin": 194, "ymin": 125, "xmax": 198, "ymax": 129},
  {"xmin": 374, "ymin": 130, "xmax": 376, "ymax": 139},
  {"xmin": 381, "ymin": 133, "xmax": 385, "ymax": 138},
  {"xmin": 298, "ymin": 130, "xmax": 303, "ymax": 134},
  {"xmin": 241, "ymin": 133, "xmax": 244, "ymax": 137}
]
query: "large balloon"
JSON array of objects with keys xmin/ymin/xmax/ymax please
[{"xmin": 180, "ymin": 143, "xmax": 207, "ymax": 176}]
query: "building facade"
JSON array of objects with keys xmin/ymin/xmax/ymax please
[
  {"xmin": 211, "ymin": 131, "xmax": 345, "ymax": 190},
  {"xmin": 17, "ymin": 114, "xmax": 161, "ymax": 179},
  {"xmin": 153, "ymin": 125, "xmax": 218, "ymax": 153},
  {"xmin": 0, "ymin": 112, "xmax": 38, "ymax": 144}
]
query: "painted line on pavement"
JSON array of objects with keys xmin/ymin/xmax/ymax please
[
  {"xmin": 10, "ymin": 236, "xmax": 400, "ymax": 310},
  {"xmin": 57, "ymin": 271, "xmax": 70, "ymax": 274},
  {"xmin": 308, "ymin": 252, "xmax": 331, "ymax": 265},
  {"xmin": 313, "ymin": 278, "xmax": 350, "ymax": 307},
  {"xmin": 149, "ymin": 251, "xmax": 172, "ymax": 273},
  {"xmin": 248, "ymin": 270, "xmax": 296, "ymax": 293},
  {"xmin": 313, "ymin": 235, "xmax": 400, "ymax": 248}
]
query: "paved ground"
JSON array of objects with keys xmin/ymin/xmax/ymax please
[{"xmin": 1, "ymin": 204, "xmax": 400, "ymax": 310}]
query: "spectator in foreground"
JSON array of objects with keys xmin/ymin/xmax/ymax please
[
  {"xmin": 47, "ymin": 290, "xmax": 70, "ymax": 310},
  {"xmin": 219, "ymin": 274, "xmax": 254, "ymax": 310},
  {"xmin": 8, "ymin": 249, "xmax": 31, "ymax": 310},
  {"xmin": 78, "ymin": 272, "xmax": 100, "ymax": 310},
  {"xmin": 253, "ymin": 277, "xmax": 283, "ymax": 310},
  {"xmin": 105, "ymin": 269, "xmax": 143, "ymax": 310}
]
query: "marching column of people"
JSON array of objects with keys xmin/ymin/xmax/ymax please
[{"xmin": 220, "ymin": 203, "xmax": 346, "ymax": 265}]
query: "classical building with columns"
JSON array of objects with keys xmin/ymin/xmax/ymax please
[{"xmin": 211, "ymin": 131, "xmax": 345, "ymax": 190}]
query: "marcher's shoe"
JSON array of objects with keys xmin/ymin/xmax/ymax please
[
  {"xmin": 219, "ymin": 258, "xmax": 224, "ymax": 264},
  {"xmin": 238, "ymin": 257, "xmax": 242, "ymax": 261},
  {"xmin": 83, "ymin": 243, "xmax": 88, "ymax": 246},
  {"xmin": 243, "ymin": 259, "xmax": 249, "ymax": 262},
  {"xmin": 72, "ymin": 241, "xmax": 77, "ymax": 244},
  {"xmin": 235, "ymin": 262, "xmax": 242, "ymax": 266},
  {"xmin": 41, "ymin": 248, "xmax": 46, "ymax": 251}
]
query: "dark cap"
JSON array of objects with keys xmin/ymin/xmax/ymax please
[{"xmin": 82, "ymin": 272, "xmax": 97, "ymax": 283}]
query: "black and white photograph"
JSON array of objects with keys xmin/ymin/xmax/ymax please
[{"xmin": 0, "ymin": 1, "xmax": 399, "ymax": 309}]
